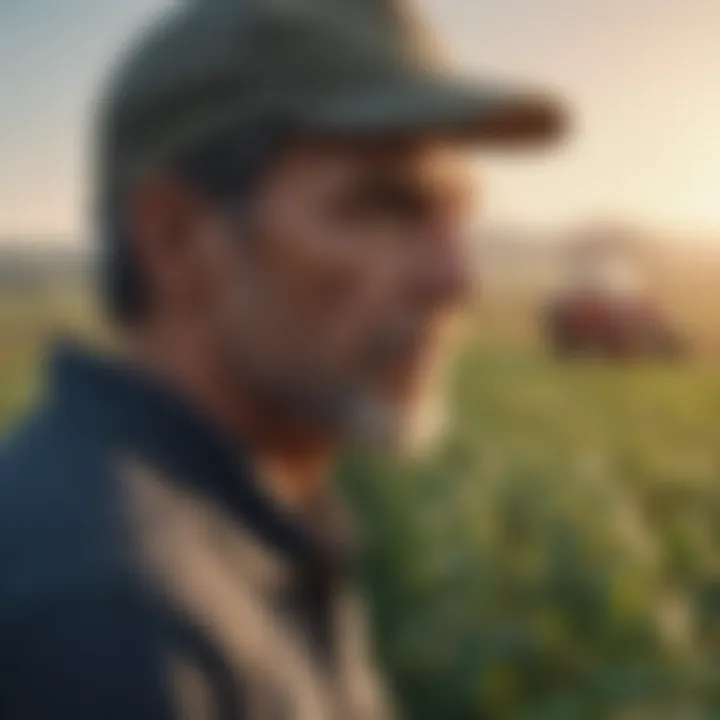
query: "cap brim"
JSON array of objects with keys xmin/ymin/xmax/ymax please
[{"xmin": 304, "ymin": 75, "xmax": 568, "ymax": 148}]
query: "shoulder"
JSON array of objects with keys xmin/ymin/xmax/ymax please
[
  {"xmin": 0, "ymin": 406, "xmax": 183, "ymax": 717},
  {"xmin": 0, "ymin": 400, "xmax": 131, "ymax": 621}
]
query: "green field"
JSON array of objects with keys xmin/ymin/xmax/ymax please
[
  {"xmin": 3, "ymin": 290, "xmax": 720, "ymax": 718},
  {"xmin": 347, "ymin": 345, "xmax": 720, "ymax": 718}
]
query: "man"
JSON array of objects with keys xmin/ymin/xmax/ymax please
[{"xmin": 0, "ymin": 0, "xmax": 565, "ymax": 717}]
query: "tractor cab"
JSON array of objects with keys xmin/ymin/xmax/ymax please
[{"xmin": 546, "ymin": 227, "xmax": 683, "ymax": 359}]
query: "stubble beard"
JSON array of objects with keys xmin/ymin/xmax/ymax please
[{"xmin": 338, "ymin": 372, "xmax": 449, "ymax": 457}]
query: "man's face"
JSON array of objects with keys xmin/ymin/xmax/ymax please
[{"xmin": 150, "ymin": 140, "xmax": 474, "ymax": 449}]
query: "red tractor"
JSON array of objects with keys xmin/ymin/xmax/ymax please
[{"xmin": 545, "ymin": 231, "xmax": 685, "ymax": 360}]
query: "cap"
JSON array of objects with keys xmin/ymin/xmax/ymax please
[{"xmin": 97, "ymin": 0, "xmax": 567, "ymax": 196}]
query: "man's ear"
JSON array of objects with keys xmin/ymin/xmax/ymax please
[{"xmin": 126, "ymin": 173, "xmax": 208, "ymax": 318}]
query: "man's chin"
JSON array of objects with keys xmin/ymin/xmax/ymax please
[{"xmin": 345, "ymin": 393, "xmax": 447, "ymax": 457}]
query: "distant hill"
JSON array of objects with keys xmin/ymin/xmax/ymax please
[
  {"xmin": 1, "ymin": 225, "xmax": 719, "ymax": 294},
  {"xmin": 0, "ymin": 237, "xmax": 91, "ymax": 291}
]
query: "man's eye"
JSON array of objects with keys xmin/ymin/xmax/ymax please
[
  {"xmin": 347, "ymin": 186, "xmax": 427, "ymax": 221},
  {"xmin": 379, "ymin": 188, "xmax": 428, "ymax": 218}
]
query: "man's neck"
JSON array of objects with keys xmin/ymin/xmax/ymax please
[{"xmin": 127, "ymin": 330, "xmax": 334, "ymax": 510}]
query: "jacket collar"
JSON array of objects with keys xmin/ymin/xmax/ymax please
[{"xmin": 49, "ymin": 341, "xmax": 352, "ymax": 578}]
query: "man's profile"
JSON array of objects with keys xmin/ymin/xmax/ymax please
[{"xmin": 0, "ymin": 0, "xmax": 565, "ymax": 717}]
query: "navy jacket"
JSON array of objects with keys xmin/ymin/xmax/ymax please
[{"xmin": 0, "ymin": 345, "xmax": 390, "ymax": 719}]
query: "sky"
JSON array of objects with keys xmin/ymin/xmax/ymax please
[{"xmin": 1, "ymin": 0, "xmax": 719, "ymax": 240}]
